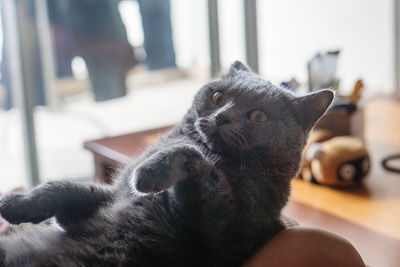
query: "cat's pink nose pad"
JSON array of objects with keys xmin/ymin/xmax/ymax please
[{"xmin": 216, "ymin": 114, "xmax": 232, "ymax": 126}]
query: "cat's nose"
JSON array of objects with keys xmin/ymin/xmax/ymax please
[{"xmin": 216, "ymin": 113, "xmax": 232, "ymax": 126}]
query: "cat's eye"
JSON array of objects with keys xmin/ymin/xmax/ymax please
[
  {"xmin": 249, "ymin": 110, "xmax": 268, "ymax": 123},
  {"xmin": 211, "ymin": 91, "xmax": 226, "ymax": 107}
]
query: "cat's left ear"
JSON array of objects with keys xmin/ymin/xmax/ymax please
[
  {"xmin": 228, "ymin": 61, "xmax": 250, "ymax": 75},
  {"xmin": 293, "ymin": 89, "xmax": 334, "ymax": 132}
]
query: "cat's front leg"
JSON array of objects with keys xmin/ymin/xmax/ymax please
[
  {"xmin": 0, "ymin": 180, "xmax": 113, "ymax": 226},
  {"xmin": 131, "ymin": 144, "xmax": 209, "ymax": 193}
]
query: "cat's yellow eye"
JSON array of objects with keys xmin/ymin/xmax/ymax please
[
  {"xmin": 249, "ymin": 110, "xmax": 268, "ymax": 123},
  {"xmin": 211, "ymin": 91, "xmax": 226, "ymax": 107}
]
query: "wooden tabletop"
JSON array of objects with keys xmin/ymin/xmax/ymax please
[
  {"xmin": 291, "ymin": 96, "xmax": 400, "ymax": 240},
  {"xmin": 284, "ymin": 201, "xmax": 400, "ymax": 267},
  {"xmin": 290, "ymin": 95, "xmax": 400, "ymax": 266},
  {"xmin": 84, "ymin": 126, "xmax": 173, "ymax": 166}
]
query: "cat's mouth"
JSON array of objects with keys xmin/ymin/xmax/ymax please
[
  {"xmin": 195, "ymin": 117, "xmax": 248, "ymax": 149},
  {"xmin": 195, "ymin": 117, "xmax": 218, "ymax": 136},
  {"xmin": 219, "ymin": 126, "xmax": 248, "ymax": 148}
]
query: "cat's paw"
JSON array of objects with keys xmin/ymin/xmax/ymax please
[
  {"xmin": 0, "ymin": 193, "xmax": 56, "ymax": 224},
  {"xmin": 132, "ymin": 146, "xmax": 207, "ymax": 193},
  {"xmin": 131, "ymin": 166, "xmax": 168, "ymax": 193}
]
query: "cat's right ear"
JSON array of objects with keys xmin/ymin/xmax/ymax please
[
  {"xmin": 228, "ymin": 61, "xmax": 250, "ymax": 75},
  {"xmin": 293, "ymin": 89, "xmax": 334, "ymax": 132}
]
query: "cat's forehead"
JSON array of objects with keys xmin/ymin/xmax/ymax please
[{"xmin": 205, "ymin": 74, "xmax": 292, "ymax": 105}]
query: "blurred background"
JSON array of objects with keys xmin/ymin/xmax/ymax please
[{"xmin": 0, "ymin": 0, "xmax": 398, "ymax": 190}]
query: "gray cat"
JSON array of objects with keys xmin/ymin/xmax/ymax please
[{"xmin": 0, "ymin": 61, "xmax": 333, "ymax": 266}]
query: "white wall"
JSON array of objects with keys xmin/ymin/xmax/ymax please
[
  {"xmin": 258, "ymin": 0, "xmax": 395, "ymax": 94},
  {"xmin": 170, "ymin": 0, "xmax": 396, "ymax": 94}
]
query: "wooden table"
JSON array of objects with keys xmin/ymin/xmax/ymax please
[
  {"xmin": 84, "ymin": 126, "xmax": 173, "ymax": 184},
  {"xmin": 84, "ymin": 96, "xmax": 400, "ymax": 266}
]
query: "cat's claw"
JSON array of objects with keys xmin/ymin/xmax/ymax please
[{"xmin": 0, "ymin": 193, "xmax": 56, "ymax": 224}]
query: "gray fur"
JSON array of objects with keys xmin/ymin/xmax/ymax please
[{"xmin": 0, "ymin": 61, "xmax": 333, "ymax": 266}]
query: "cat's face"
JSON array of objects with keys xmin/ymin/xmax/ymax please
[{"xmin": 190, "ymin": 61, "xmax": 333, "ymax": 158}]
